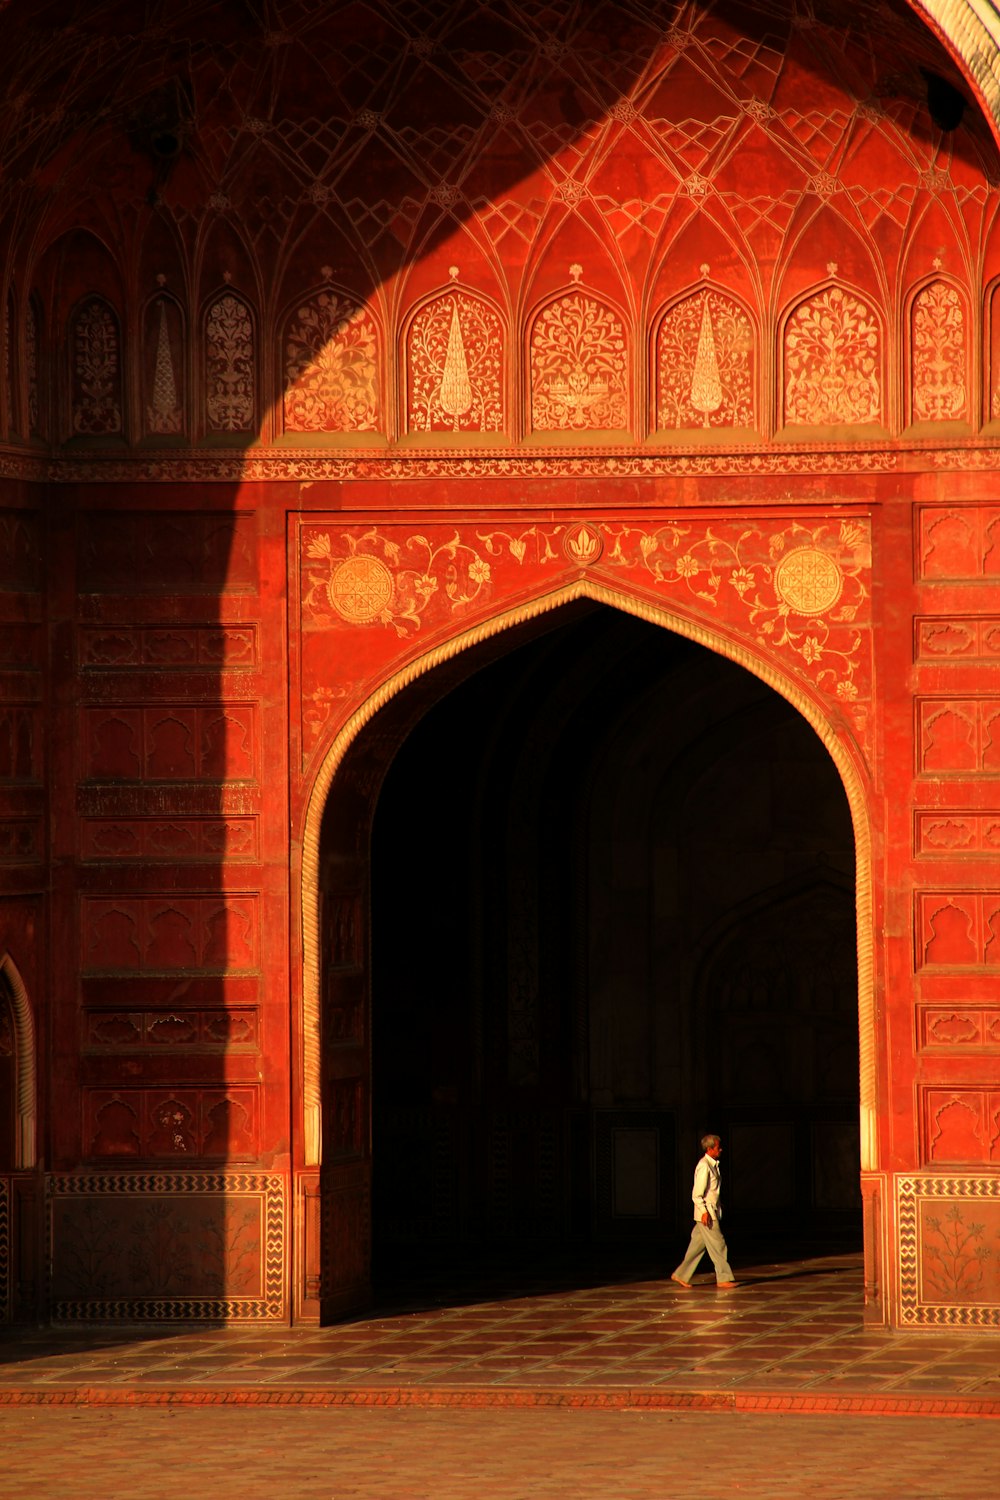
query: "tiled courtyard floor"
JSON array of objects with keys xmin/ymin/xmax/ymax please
[{"xmin": 1, "ymin": 1252, "xmax": 998, "ymax": 1419}]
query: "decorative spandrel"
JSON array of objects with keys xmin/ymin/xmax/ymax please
[
  {"xmin": 299, "ymin": 516, "xmax": 872, "ymax": 756},
  {"xmin": 657, "ymin": 290, "xmax": 753, "ymax": 430},
  {"xmin": 71, "ymin": 297, "xmax": 123, "ymax": 436},
  {"xmin": 283, "ymin": 291, "xmax": 379, "ymax": 433},
  {"xmin": 406, "ymin": 291, "xmax": 503, "ymax": 432},
  {"xmin": 911, "ymin": 281, "xmax": 966, "ymax": 423},
  {"xmin": 205, "ymin": 293, "xmax": 255, "ymax": 433},
  {"xmin": 530, "ymin": 293, "xmax": 628, "ymax": 431},
  {"xmin": 784, "ymin": 287, "xmax": 881, "ymax": 427}
]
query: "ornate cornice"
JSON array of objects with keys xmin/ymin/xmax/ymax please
[{"xmin": 3, "ymin": 439, "xmax": 1000, "ymax": 485}]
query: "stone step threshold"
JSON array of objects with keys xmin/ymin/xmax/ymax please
[{"xmin": 0, "ymin": 1386, "xmax": 996, "ymax": 1418}]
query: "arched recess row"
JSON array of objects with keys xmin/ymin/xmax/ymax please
[{"xmin": 297, "ymin": 579, "xmax": 877, "ymax": 1191}]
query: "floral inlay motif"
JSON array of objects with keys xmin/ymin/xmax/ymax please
[
  {"xmin": 304, "ymin": 528, "xmax": 492, "ymax": 636},
  {"xmin": 205, "ymin": 293, "xmax": 255, "ymax": 433},
  {"xmin": 407, "ymin": 292, "xmax": 503, "ymax": 432},
  {"xmin": 283, "ymin": 291, "xmax": 378, "ymax": 432},
  {"xmin": 530, "ymin": 293, "xmax": 627, "ymax": 430},
  {"xmin": 784, "ymin": 287, "xmax": 880, "ymax": 426},
  {"xmin": 72, "ymin": 297, "xmax": 123, "ymax": 436},
  {"xmin": 912, "ymin": 281, "xmax": 965, "ymax": 422},
  {"xmin": 657, "ymin": 290, "xmax": 753, "ymax": 429},
  {"xmin": 300, "ymin": 518, "xmax": 872, "ymax": 754}
]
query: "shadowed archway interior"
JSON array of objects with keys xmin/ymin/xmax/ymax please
[{"xmin": 366, "ymin": 603, "xmax": 859, "ymax": 1290}]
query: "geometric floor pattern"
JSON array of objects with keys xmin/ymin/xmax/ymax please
[{"xmin": 2, "ymin": 1254, "xmax": 998, "ymax": 1417}]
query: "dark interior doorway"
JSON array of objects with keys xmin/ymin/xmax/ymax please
[{"xmin": 369, "ymin": 602, "xmax": 860, "ymax": 1293}]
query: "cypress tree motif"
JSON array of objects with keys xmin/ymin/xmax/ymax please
[
  {"xmin": 438, "ymin": 298, "xmax": 473, "ymax": 427},
  {"xmin": 690, "ymin": 294, "xmax": 723, "ymax": 426},
  {"xmin": 148, "ymin": 300, "xmax": 181, "ymax": 433}
]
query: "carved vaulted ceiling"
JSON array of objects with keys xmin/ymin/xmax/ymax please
[{"xmin": 0, "ymin": 0, "xmax": 997, "ymax": 449}]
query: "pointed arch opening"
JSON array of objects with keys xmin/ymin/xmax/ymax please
[{"xmin": 301, "ymin": 580, "xmax": 875, "ymax": 1312}]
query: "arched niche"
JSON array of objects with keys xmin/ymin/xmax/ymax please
[
  {"xmin": 299, "ymin": 578, "xmax": 876, "ymax": 1181},
  {"xmin": 0, "ymin": 954, "xmax": 36, "ymax": 1171}
]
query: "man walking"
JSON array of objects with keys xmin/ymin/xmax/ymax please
[{"xmin": 671, "ymin": 1134, "xmax": 738, "ymax": 1289}]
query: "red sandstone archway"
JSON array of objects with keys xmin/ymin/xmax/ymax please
[{"xmin": 297, "ymin": 570, "xmax": 876, "ymax": 1319}]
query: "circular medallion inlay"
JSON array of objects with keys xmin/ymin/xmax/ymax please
[
  {"xmin": 327, "ymin": 555, "xmax": 394, "ymax": 622},
  {"xmin": 774, "ymin": 547, "xmax": 843, "ymax": 616}
]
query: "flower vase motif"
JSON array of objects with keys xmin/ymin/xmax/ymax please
[
  {"xmin": 72, "ymin": 297, "xmax": 123, "ymax": 435},
  {"xmin": 784, "ymin": 287, "xmax": 881, "ymax": 426},
  {"xmin": 530, "ymin": 293, "xmax": 628, "ymax": 431},
  {"xmin": 283, "ymin": 291, "xmax": 379, "ymax": 432},
  {"xmin": 912, "ymin": 281, "xmax": 965, "ymax": 422},
  {"xmin": 407, "ymin": 292, "xmax": 503, "ymax": 432},
  {"xmin": 657, "ymin": 290, "xmax": 753, "ymax": 429},
  {"xmin": 205, "ymin": 293, "xmax": 255, "ymax": 433}
]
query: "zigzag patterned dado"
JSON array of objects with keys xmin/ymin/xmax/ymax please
[{"xmin": 1, "ymin": 0, "xmax": 998, "ymax": 448}]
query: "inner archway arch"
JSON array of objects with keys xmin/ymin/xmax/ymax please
[{"xmin": 300, "ymin": 579, "xmax": 877, "ymax": 1220}]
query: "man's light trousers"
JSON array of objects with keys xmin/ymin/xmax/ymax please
[{"xmin": 673, "ymin": 1220, "xmax": 734, "ymax": 1284}]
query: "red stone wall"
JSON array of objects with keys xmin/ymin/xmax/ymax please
[{"xmin": 0, "ymin": 0, "xmax": 999, "ymax": 1328}]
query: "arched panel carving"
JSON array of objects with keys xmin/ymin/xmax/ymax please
[
  {"xmin": 25, "ymin": 297, "xmax": 40, "ymax": 438},
  {"xmin": 404, "ymin": 290, "xmax": 504, "ymax": 434},
  {"xmin": 655, "ymin": 287, "xmax": 754, "ymax": 432},
  {"xmin": 203, "ymin": 290, "xmax": 256, "ymax": 435},
  {"xmin": 910, "ymin": 279, "xmax": 968, "ymax": 424},
  {"xmin": 782, "ymin": 285, "xmax": 882, "ymax": 429},
  {"xmin": 70, "ymin": 295, "xmax": 123, "ymax": 437},
  {"xmin": 529, "ymin": 291, "xmax": 628, "ymax": 432},
  {"xmin": 143, "ymin": 294, "xmax": 185, "ymax": 438},
  {"xmin": 282, "ymin": 288, "xmax": 379, "ymax": 434}
]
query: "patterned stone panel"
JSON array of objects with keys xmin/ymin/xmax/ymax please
[
  {"xmin": 917, "ymin": 700, "xmax": 1000, "ymax": 775},
  {"xmin": 283, "ymin": 290, "xmax": 379, "ymax": 433},
  {"xmin": 656, "ymin": 289, "xmax": 754, "ymax": 431},
  {"xmin": 85, "ymin": 1087, "xmax": 259, "ymax": 1160},
  {"xmin": 143, "ymin": 296, "xmax": 185, "ymax": 438},
  {"xmin": 910, "ymin": 280, "xmax": 967, "ymax": 423},
  {"xmin": 0, "ymin": 819, "xmax": 40, "ymax": 863},
  {"xmin": 298, "ymin": 515, "xmax": 872, "ymax": 756},
  {"xmin": 80, "ymin": 895, "xmax": 259, "ymax": 974},
  {"xmin": 921, "ymin": 1088, "xmax": 1000, "ymax": 1164},
  {"xmin": 79, "ymin": 624, "xmax": 257, "ymax": 670},
  {"xmin": 530, "ymin": 292, "xmax": 628, "ymax": 431},
  {"xmin": 204, "ymin": 292, "xmax": 256, "ymax": 434},
  {"xmin": 405, "ymin": 290, "xmax": 503, "ymax": 433},
  {"xmin": 85, "ymin": 1007, "xmax": 259, "ymax": 1050},
  {"xmin": 918, "ymin": 1008, "xmax": 1000, "ymax": 1050},
  {"xmin": 80, "ymin": 815, "xmax": 258, "ymax": 862},
  {"xmin": 0, "ymin": 511, "xmax": 41, "ymax": 592},
  {"xmin": 898, "ymin": 1176, "xmax": 1000, "ymax": 1327},
  {"xmin": 917, "ymin": 507, "xmax": 1000, "ymax": 580},
  {"xmin": 71, "ymin": 297, "xmax": 123, "ymax": 436},
  {"xmin": 81, "ymin": 706, "xmax": 256, "ymax": 782},
  {"xmin": 783, "ymin": 286, "xmax": 881, "ymax": 427},
  {"xmin": 77, "ymin": 512, "xmax": 257, "ymax": 593},
  {"xmin": 916, "ymin": 617, "xmax": 1000, "ymax": 662},
  {"xmin": 915, "ymin": 891, "xmax": 1000, "ymax": 968},
  {"xmin": 915, "ymin": 811, "xmax": 1000, "ymax": 857},
  {"xmin": 48, "ymin": 1172, "xmax": 284, "ymax": 1321},
  {"xmin": 0, "ymin": 706, "xmax": 39, "ymax": 781}
]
